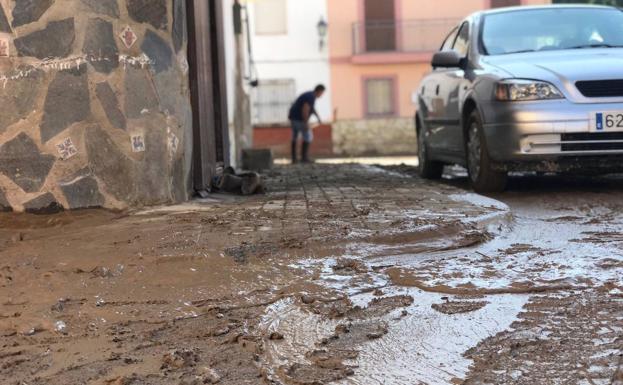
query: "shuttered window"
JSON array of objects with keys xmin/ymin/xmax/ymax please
[{"xmin": 365, "ymin": 78, "xmax": 396, "ymax": 117}]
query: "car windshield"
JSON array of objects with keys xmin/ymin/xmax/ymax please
[{"xmin": 482, "ymin": 8, "xmax": 623, "ymax": 55}]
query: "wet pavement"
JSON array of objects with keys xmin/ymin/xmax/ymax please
[
  {"xmin": 456, "ymin": 171, "xmax": 623, "ymax": 385},
  {"xmin": 376, "ymin": 167, "xmax": 623, "ymax": 384},
  {"xmin": 260, "ymin": 166, "xmax": 623, "ymax": 385},
  {"xmin": 0, "ymin": 164, "xmax": 622, "ymax": 384}
]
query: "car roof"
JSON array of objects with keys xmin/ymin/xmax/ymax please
[{"xmin": 477, "ymin": 4, "xmax": 617, "ymax": 17}]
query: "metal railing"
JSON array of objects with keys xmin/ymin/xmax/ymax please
[{"xmin": 352, "ymin": 19, "xmax": 459, "ymax": 55}]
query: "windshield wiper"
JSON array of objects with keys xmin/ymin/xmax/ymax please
[
  {"xmin": 500, "ymin": 49, "xmax": 539, "ymax": 55},
  {"xmin": 568, "ymin": 43, "xmax": 623, "ymax": 49}
]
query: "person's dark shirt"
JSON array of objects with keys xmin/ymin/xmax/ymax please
[{"xmin": 288, "ymin": 91, "xmax": 316, "ymax": 121}]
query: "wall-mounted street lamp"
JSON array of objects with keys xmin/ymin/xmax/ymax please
[{"xmin": 317, "ymin": 17, "xmax": 328, "ymax": 51}]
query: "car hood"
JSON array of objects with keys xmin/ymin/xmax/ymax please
[{"xmin": 482, "ymin": 49, "xmax": 623, "ymax": 83}]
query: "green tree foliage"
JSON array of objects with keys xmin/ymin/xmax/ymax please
[{"xmin": 553, "ymin": 0, "xmax": 623, "ymax": 6}]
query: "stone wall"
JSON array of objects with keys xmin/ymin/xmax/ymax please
[
  {"xmin": 332, "ymin": 118, "xmax": 417, "ymax": 157},
  {"xmin": 0, "ymin": 0, "xmax": 192, "ymax": 213}
]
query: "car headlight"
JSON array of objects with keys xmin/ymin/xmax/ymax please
[{"xmin": 495, "ymin": 79, "xmax": 563, "ymax": 101}]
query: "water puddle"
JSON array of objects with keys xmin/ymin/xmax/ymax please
[
  {"xmin": 261, "ymin": 287, "xmax": 528, "ymax": 385},
  {"xmin": 366, "ymin": 191, "xmax": 623, "ymax": 292},
  {"xmin": 337, "ymin": 289, "xmax": 528, "ymax": 385}
]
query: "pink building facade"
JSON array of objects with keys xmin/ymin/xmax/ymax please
[{"xmin": 327, "ymin": 0, "xmax": 549, "ymax": 156}]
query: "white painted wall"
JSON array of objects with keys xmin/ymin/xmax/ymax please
[
  {"xmin": 223, "ymin": 0, "xmax": 236, "ymax": 127},
  {"xmin": 246, "ymin": 0, "xmax": 333, "ymax": 122},
  {"xmin": 221, "ymin": 0, "xmax": 331, "ymax": 165}
]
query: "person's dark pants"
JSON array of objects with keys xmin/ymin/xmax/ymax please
[{"xmin": 290, "ymin": 120, "xmax": 312, "ymax": 163}]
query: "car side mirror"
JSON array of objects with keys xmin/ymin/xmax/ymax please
[{"xmin": 432, "ymin": 50, "xmax": 463, "ymax": 68}]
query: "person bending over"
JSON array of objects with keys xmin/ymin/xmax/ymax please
[{"xmin": 288, "ymin": 84, "xmax": 325, "ymax": 163}]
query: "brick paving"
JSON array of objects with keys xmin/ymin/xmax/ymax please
[
  {"xmin": 252, "ymin": 164, "xmax": 498, "ymax": 247},
  {"xmin": 138, "ymin": 163, "xmax": 499, "ymax": 267}
]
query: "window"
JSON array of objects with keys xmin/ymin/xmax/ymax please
[
  {"xmin": 365, "ymin": 78, "xmax": 396, "ymax": 117},
  {"xmin": 255, "ymin": 0, "xmax": 287, "ymax": 35},
  {"xmin": 253, "ymin": 79, "xmax": 296, "ymax": 125},
  {"xmin": 440, "ymin": 27, "xmax": 459, "ymax": 51},
  {"xmin": 453, "ymin": 23, "xmax": 469, "ymax": 57},
  {"xmin": 490, "ymin": 0, "xmax": 521, "ymax": 7}
]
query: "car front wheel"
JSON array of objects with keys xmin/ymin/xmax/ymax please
[{"xmin": 466, "ymin": 111, "xmax": 507, "ymax": 193}]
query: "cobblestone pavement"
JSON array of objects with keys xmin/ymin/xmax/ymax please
[{"xmin": 263, "ymin": 164, "xmax": 499, "ymax": 246}]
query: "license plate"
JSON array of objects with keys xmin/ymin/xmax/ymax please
[{"xmin": 593, "ymin": 112, "xmax": 623, "ymax": 132}]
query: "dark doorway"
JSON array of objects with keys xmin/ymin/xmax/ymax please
[
  {"xmin": 364, "ymin": 0, "xmax": 396, "ymax": 52},
  {"xmin": 186, "ymin": 0, "xmax": 230, "ymax": 193}
]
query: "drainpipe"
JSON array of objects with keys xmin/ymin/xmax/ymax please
[{"xmin": 233, "ymin": 0, "xmax": 253, "ymax": 167}]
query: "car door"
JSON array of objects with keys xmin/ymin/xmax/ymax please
[
  {"xmin": 429, "ymin": 22, "xmax": 470, "ymax": 157},
  {"xmin": 421, "ymin": 26, "xmax": 459, "ymax": 151}
]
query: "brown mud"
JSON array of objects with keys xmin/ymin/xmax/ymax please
[
  {"xmin": 2, "ymin": 164, "xmax": 623, "ymax": 384},
  {"xmin": 0, "ymin": 165, "xmax": 497, "ymax": 385}
]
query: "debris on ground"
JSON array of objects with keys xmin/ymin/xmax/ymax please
[
  {"xmin": 332, "ymin": 258, "xmax": 368, "ymax": 274},
  {"xmin": 162, "ymin": 349, "xmax": 200, "ymax": 370},
  {"xmin": 431, "ymin": 300, "xmax": 489, "ymax": 315},
  {"xmin": 54, "ymin": 320, "xmax": 67, "ymax": 334},
  {"xmin": 212, "ymin": 166, "xmax": 265, "ymax": 195},
  {"xmin": 269, "ymin": 332, "xmax": 284, "ymax": 340}
]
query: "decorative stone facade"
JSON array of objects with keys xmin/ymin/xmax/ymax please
[
  {"xmin": 0, "ymin": 0, "xmax": 192, "ymax": 212},
  {"xmin": 332, "ymin": 118, "xmax": 417, "ymax": 157}
]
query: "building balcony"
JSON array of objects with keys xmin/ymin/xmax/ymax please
[{"xmin": 351, "ymin": 19, "xmax": 459, "ymax": 64}]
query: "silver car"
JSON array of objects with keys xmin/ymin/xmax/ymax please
[{"xmin": 416, "ymin": 5, "xmax": 623, "ymax": 192}]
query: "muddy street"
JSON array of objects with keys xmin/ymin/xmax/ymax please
[
  {"xmin": 0, "ymin": 164, "xmax": 621, "ymax": 385},
  {"xmin": 261, "ymin": 168, "xmax": 623, "ymax": 385},
  {"xmin": 353, "ymin": 167, "xmax": 623, "ymax": 384}
]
